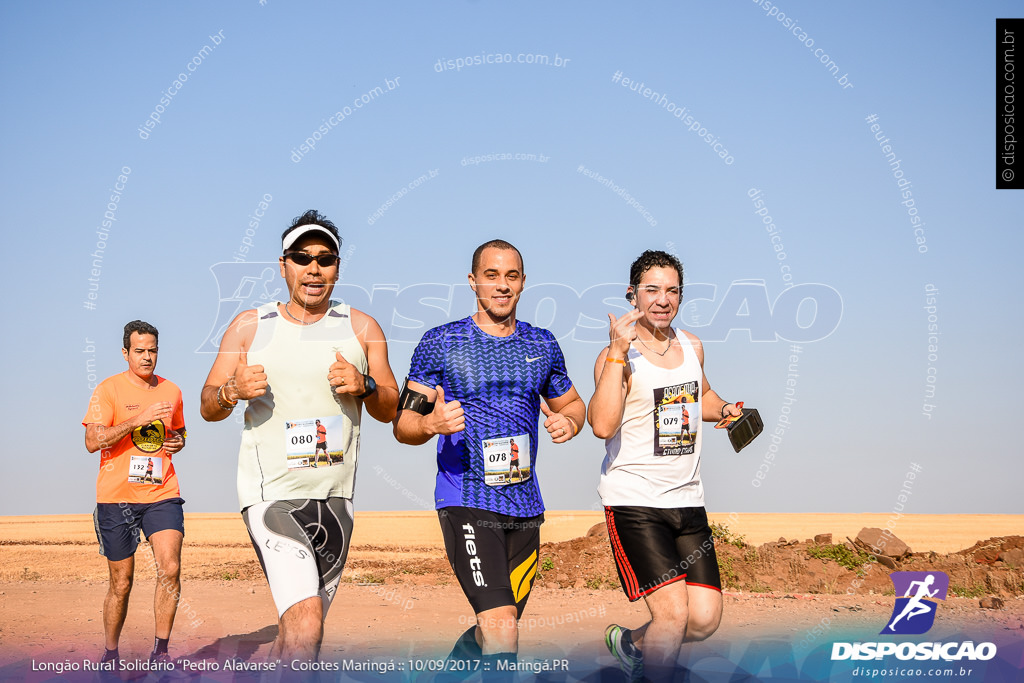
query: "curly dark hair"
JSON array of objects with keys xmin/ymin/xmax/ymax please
[
  {"xmin": 281, "ymin": 209, "xmax": 342, "ymax": 253},
  {"xmin": 628, "ymin": 250, "xmax": 684, "ymax": 296},
  {"xmin": 123, "ymin": 320, "xmax": 159, "ymax": 350}
]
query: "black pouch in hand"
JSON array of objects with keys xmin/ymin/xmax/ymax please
[{"xmin": 726, "ymin": 408, "xmax": 763, "ymax": 453}]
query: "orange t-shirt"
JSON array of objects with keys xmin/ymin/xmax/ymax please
[{"xmin": 82, "ymin": 372, "xmax": 186, "ymax": 504}]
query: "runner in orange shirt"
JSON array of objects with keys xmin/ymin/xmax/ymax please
[
  {"xmin": 313, "ymin": 419, "xmax": 330, "ymax": 467},
  {"xmin": 83, "ymin": 321, "xmax": 187, "ymax": 668},
  {"xmin": 508, "ymin": 439, "xmax": 522, "ymax": 483}
]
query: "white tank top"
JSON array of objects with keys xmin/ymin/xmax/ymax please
[
  {"xmin": 598, "ymin": 331, "xmax": 705, "ymax": 508},
  {"xmin": 237, "ymin": 301, "xmax": 366, "ymax": 510}
]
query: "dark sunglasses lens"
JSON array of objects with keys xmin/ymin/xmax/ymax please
[
  {"xmin": 286, "ymin": 253, "xmax": 338, "ymax": 267},
  {"xmin": 286, "ymin": 252, "xmax": 313, "ymax": 265}
]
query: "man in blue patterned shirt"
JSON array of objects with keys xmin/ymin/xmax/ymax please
[{"xmin": 394, "ymin": 239, "xmax": 585, "ymax": 675}]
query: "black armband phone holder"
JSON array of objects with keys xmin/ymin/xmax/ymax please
[{"xmin": 399, "ymin": 380, "xmax": 435, "ymax": 415}]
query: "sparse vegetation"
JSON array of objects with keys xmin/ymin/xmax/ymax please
[
  {"xmin": 948, "ymin": 583, "xmax": 985, "ymax": 598},
  {"xmin": 814, "ymin": 576, "xmax": 840, "ymax": 594},
  {"xmin": 807, "ymin": 544, "xmax": 874, "ymax": 575},
  {"xmin": 788, "ymin": 556, "xmax": 804, "ymax": 583},
  {"xmin": 755, "ymin": 544, "xmax": 778, "ymax": 574},
  {"xmin": 717, "ymin": 555, "xmax": 739, "ymax": 588},
  {"xmin": 541, "ymin": 557, "xmax": 554, "ymax": 571},
  {"xmin": 711, "ymin": 521, "xmax": 747, "ymax": 549},
  {"xmin": 220, "ymin": 570, "xmax": 240, "ymax": 580}
]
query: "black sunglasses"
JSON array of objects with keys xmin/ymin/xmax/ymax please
[{"xmin": 284, "ymin": 251, "xmax": 340, "ymax": 267}]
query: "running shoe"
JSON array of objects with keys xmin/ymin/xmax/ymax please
[
  {"xmin": 148, "ymin": 651, "xmax": 187, "ymax": 682},
  {"xmin": 96, "ymin": 651, "xmax": 122, "ymax": 683},
  {"xmin": 98, "ymin": 649, "xmax": 121, "ymax": 670},
  {"xmin": 605, "ymin": 624, "xmax": 643, "ymax": 682}
]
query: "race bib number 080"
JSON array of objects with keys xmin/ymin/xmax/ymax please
[{"xmin": 284, "ymin": 415, "xmax": 345, "ymax": 469}]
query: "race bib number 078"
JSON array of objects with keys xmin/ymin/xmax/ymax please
[{"xmin": 482, "ymin": 434, "xmax": 530, "ymax": 487}]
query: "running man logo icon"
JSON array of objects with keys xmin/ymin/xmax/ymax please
[
  {"xmin": 196, "ymin": 263, "xmax": 283, "ymax": 352},
  {"xmin": 881, "ymin": 571, "xmax": 949, "ymax": 635}
]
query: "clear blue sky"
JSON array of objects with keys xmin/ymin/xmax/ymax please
[{"xmin": 2, "ymin": 2, "xmax": 1020, "ymax": 515}]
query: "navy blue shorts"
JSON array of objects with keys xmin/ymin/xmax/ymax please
[{"xmin": 93, "ymin": 497, "xmax": 185, "ymax": 562}]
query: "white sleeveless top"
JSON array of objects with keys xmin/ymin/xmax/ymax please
[
  {"xmin": 598, "ymin": 331, "xmax": 705, "ymax": 508},
  {"xmin": 237, "ymin": 301, "xmax": 366, "ymax": 510}
]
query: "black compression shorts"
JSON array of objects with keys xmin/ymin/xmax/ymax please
[
  {"xmin": 605, "ymin": 505, "xmax": 721, "ymax": 601},
  {"xmin": 439, "ymin": 506, "xmax": 543, "ymax": 616}
]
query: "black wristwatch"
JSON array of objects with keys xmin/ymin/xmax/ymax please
[{"xmin": 356, "ymin": 374, "xmax": 377, "ymax": 400}]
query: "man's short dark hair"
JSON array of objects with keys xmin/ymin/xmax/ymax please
[
  {"xmin": 629, "ymin": 250, "xmax": 684, "ymax": 294},
  {"xmin": 281, "ymin": 209, "xmax": 342, "ymax": 253},
  {"xmin": 471, "ymin": 239, "xmax": 523, "ymax": 275},
  {"xmin": 123, "ymin": 320, "xmax": 159, "ymax": 350}
]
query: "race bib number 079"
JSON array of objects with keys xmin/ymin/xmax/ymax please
[{"xmin": 653, "ymin": 382, "xmax": 699, "ymax": 456}]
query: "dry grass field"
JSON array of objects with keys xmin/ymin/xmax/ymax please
[
  {"xmin": 3, "ymin": 511, "xmax": 1019, "ymax": 583},
  {"xmin": 1, "ymin": 512, "xmax": 1021, "ymax": 679}
]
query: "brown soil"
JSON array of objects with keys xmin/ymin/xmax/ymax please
[
  {"xmin": 2, "ymin": 514, "xmax": 1022, "ymax": 597},
  {"xmin": 2, "ymin": 513, "xmax": 1022, "ymax": 671},
  {"xmin": 497, "ymin": 525, "xmax": 1024, "ymax": 600}
]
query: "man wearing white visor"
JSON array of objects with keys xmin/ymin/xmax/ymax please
[{"xmin": 200, "ymin": 209, "xmax": 398, "ymax": 665}]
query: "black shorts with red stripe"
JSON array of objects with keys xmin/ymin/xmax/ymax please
[{"xmin": 604, "ymin": 505, "xmax": 721, "ymax": 601}]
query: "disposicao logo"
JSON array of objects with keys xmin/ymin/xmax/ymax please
[
  {"xmin": 831, "ymin": 571, "xmax": 997, "ymax": 662},
  {"xmin": 882, "ymin": 570, "xmax": 948, "ymax": 635}
]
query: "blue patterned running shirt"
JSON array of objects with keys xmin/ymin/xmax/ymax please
[{"xmin": 407, "ymin": 317, "xmax": 574, "ymax": 517}]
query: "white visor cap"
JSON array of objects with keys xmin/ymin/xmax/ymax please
[{"xmin": 282, "ymin": 224, "xmax": 340, "ymax": 252}]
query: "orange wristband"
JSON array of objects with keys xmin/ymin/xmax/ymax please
[
  {"xmin": 606, "ymin": 357, "xmax": 626, "ymax": 365},
  {"xmin": 565, "ymin": 416, "xmax": 579, "ymax": 436}
]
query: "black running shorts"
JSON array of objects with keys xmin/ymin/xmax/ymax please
[
  {"xmin": 605, "ymin": 505, "xmax": 721, "ymax": 601},
  {"xmin": 439, "ymin": 506, "xmax": 543, "ymax": 616}
]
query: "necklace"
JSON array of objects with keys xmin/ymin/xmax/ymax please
[
  {"xmin": 637, "ymin": 334, "xmax": 674, "ymax": 356},
  {"xmin": 282, "ymin": 302, "xmax": 320, "ymax": 326}
]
